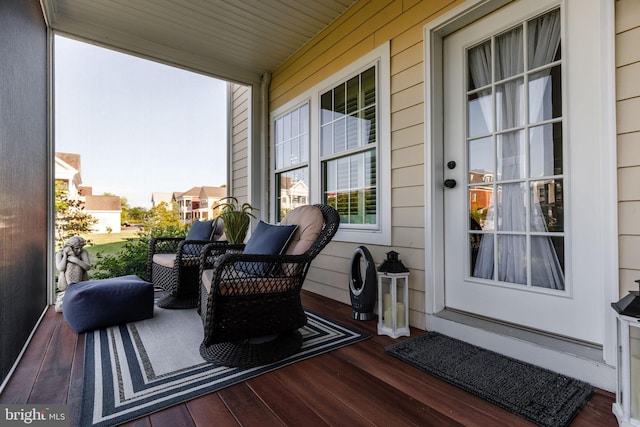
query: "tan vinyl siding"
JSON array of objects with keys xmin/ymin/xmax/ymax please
[
  {"xmin": 270, "ymin": 0, "xmax": 462, "ymax": 329},
  {"xmin": 230, "ymin": 84, "xmax": 249, "ymax": 203},
  {"xmin": 617, "ymin": 0, "xmax": 640, "ymax": 297}
]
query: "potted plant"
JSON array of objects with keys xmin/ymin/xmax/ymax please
[{"xmin": 216, "ymin": 196, "xmax": 258, "ymax": 244}]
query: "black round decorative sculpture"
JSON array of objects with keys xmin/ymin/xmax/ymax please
[{"xmin": 349, "ymin": 246, "xmax": 377, "ymax": 320}]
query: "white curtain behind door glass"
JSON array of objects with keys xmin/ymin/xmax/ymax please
[{"xmin": 471, "ymin": 10, "xmax": 564, "ymax": 290}]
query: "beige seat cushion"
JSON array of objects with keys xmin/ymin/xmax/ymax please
[
  {"xmin": 281, "ymin": 205, "xmax": 323, "ymax": 255},
  {"xmin": 153, "ymin": 253, "xmax": 176, "ymax": 268}
]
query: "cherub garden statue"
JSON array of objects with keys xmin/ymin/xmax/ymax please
[{"xmin": 55, "ymin": 235, "xmax": 91, "ymax": 312}]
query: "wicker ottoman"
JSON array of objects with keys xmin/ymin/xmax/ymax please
[{"xmin": 62, "ymin": 275, "xmax": 154, "ymax": 333}]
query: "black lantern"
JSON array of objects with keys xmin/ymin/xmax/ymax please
[
  {"xmin": 377, "ymin": 251, "xmax": 410, "ymax": 338},
  {"xmin": 612, "ymin": 279, "xmax": 640, "ymax": 318},
  {"xmin": 377, "ymin": 250, "xmax": 409, "ymax": 274}
]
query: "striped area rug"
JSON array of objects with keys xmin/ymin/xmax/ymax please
[{"xmin": 80, "ymin": 306, "xmax": 369, "ymax": 426}]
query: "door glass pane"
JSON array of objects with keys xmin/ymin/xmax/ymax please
[
  {"xmin": 469, "ymin": 187, "xmax": 493, "ymax": 230},
  {"xmin": 469, "ymin": 185, "xmax": 494, "ymax": 230},
  {"xmin": 469, "ymin": 136, "xmax": 494, "ymax": 174},
  {"xmin": 496, "ymin": 79, "xmax": 524, "ymax": 130},
  {"xmin": 469, "ymin": 232, "xmax": 483, "ymax": 277},
  {"xmin": 468, "ymin": 90, "xmax": 492, "ymax": 137},
  {"xmin": 495, "ymin": 26, "xmax": 523, "ymax": 80},
  {"xmin": 497, "ymin": 130, "xmax": 525, "ymax": 180},
  {"xmin": 529, "ymin": 123, "xmax": 562, "ymax": 178},
  {"xmin": 468, "ymin": 41, "xmax": 491, "ymax": 90},
  {"xmin": 529, "ymin": 66, "xmax": 561, "ymax": 123},
  {"xmin": 471, "ymin": 233, "xmax": 493, "ymax": 280},
  {"xmin": 497, "ymin": 183, "xmax": 526, "ymax": 231},
  {"xmin": 531, "ymin": 235, "xmax": 564, "ymax": 290},
  {"xmin": 528, "ymin": 9, "xmax": 561, "ymax": 69},
  {"xmin": 497, "ymin": 235, "xmax": 526, "ymax": 285},
  {"xmin": 531, "ymin": 179, "xmax": 563, "ymax": 232}
]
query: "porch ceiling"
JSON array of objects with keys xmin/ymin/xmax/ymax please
[{"xmin": 41, "ymin": 0, "xmax": 356, "ymax": 84}]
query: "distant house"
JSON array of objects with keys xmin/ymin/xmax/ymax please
[
  {"xmin": 196, "ymin": 186, "xmax": 226, "ymax": 220},
  {"xmin": 54, "ymin": 152, "xmax": 81, "ymax": 199},
  {"xmin": 171, "ymin": 186, "xmax": 226, "ymax": 224},
  {"xmin": 173, "ymin": 186, "xmax": 202, "ymax": 224},
  {"xmin": 277, "ymin": 177, "xmax": 308, "ymax": 219},
  {"xmin": 83, "ymin": 193, "xmax": 122, "ymax": 233},
  {"xmin": 54, "ymin": 153, "xmax": 122, "ymax": 233},
  {"xmin": 151, "ymin": 192, "xmax": 173, "ymax": 209}
]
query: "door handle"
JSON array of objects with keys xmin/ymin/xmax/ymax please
[{"xmin": 444, "ymin": 179, "xmax": 457, "ymax": 188}]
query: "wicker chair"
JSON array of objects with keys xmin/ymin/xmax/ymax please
[
  {"xmin": 148, "ymin": 218, "xmax": 225, "ymax": 309},
  {"xmin": 198, "ymin": 204, "xmax": 340, "ymax": 367}
]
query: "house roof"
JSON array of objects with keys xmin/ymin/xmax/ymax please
[
  {"xmin": 177, "ymin": 186, "xmax": 202, "ymax": 199},
  {"xmin": 56, "ymin": 152, "xmax": 81, "ymax": 171},
  {"xmin": 151, "ymin": 192, "xmax": 172, "ymax": 204},
  {"xmin": 41, "ymin": 0, "xmax": 356, "ymax": 85},
  {"xmin": 83, "ymin": 195, "xmax": 121, "ymax": 211},
  {"xmin": 78, "ymin": 186, "xmax": 92, "ymax": 196},
  {"xmin": 200, "ymin": 186, "xmax": 227, "ymax": 199}
]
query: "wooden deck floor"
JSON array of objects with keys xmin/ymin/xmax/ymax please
[{"xmin": 0, "ymin": 291, "xmax": 617, "ymax": 426}]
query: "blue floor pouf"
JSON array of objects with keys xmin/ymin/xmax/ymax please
[{"xmin": 62, "ymin": 275, "xmax": 154, "ymax": 333}]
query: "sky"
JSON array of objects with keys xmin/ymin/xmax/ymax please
[{"xmin": 54, "ymin": 35, "xmax": 227, "ymax": 209}]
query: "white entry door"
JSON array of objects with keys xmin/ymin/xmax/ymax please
[{"xmin": 442, "ymin": 1, "xmax": 603, "ymax": 344}]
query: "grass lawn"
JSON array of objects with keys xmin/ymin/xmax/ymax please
[{"xmin": 82, "ymin": 228, "xmax": 141, "ymax": 264}]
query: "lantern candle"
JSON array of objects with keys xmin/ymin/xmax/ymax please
[
  {"xmin": 384, "ymin": 309, "xmax": 393, "ymax": 328},
  {"xmin": 396, "ymin": 302, "xmax": 405, "ymax": 328},
  {"xmin": 383, "ymin": 293, "xmax": 392, "ymax": 310}
]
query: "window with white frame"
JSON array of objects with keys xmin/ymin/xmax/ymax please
[
  {"xmin": 271, "ymin": 43, "xmax": 390, "ymax": 244},
  {"xmin": 321, "ymin": 66, "xmax": 377, "ymax": 227},
  {"xmin": 274, "ymin": 103, "xmax": 309, "ymax": 221}
]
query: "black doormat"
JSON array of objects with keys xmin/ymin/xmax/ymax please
[{"xmin": 385, "ymin": 332, "xmax": 593, "ymax": 427}]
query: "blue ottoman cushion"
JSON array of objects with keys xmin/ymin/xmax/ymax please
[{"xmin": 63, "ymin": 275, "xmax": 154, "ymax": 333}]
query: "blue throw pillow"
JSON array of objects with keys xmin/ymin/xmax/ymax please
[
  {"xmin": 235, "ymin": 220, "xmax": 298, "ymax": 276},
  {"xmin": 186, "ymin": 220, "xmax": 215, "ymax": 240}
]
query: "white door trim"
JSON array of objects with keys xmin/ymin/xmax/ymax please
[{"xmin": 423, "ymin": 0, "xmax": 618, "ymax": 387}]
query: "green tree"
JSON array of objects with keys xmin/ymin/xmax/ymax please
[
  {"xmin": 143, "ymin": 201, "xmax": 184, "ymax": 235},
  {"xmin": 55, "ymin": 182, "xmax": 98, "ymax": 249},
  {"xmin": 118, "ymin": 196, "xmax": 131, "ymax": 224},
  {"xmin": 91, "ymin": 200, "xmax": 187, "ymax": 280},
  {"xmin": 127, "ymin": 206, "xmax": 148, "ymax": 223}
]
